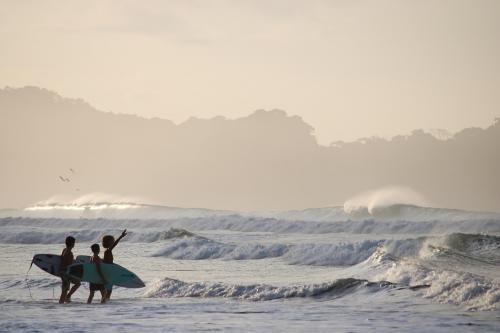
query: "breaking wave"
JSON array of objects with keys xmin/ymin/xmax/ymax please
[
  {"xmin": 0, "ymin": 227, "xmax": 195, "ymax": 244},
  {"xmin": 152, "ymin": 238, "xmax": 382, "ymax": 266},
  {"xmin": 377, "ymin": 253, "xmax": 500, "ymax": 311},
  {"xmin": 2, "ymin": 199, "xmax": 500, "ymax": 223},
  {"xmin": 152, "ymin": 238, "xmax": 288, "ymax": 260},
  {"xmin": 2, "ymin": 198, "xmax": 500, "ymax": 311},
  {"xmin": 152, "ymin": 233, "xmax": 500, "ymax": 268},
  {"xmin": 1, "ymin": 213, "xmax": 499, "ymax": 239},
  {"xmin": 144, "ymin": 277, "xmax": 395, "ymax": 301},
  {"xmin": 343, "ymin": 186, "xmax": 428, "ymax": 216}
]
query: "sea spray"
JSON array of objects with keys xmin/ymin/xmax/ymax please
[{"xmin": 343, "ymin": 186, "xmax": 428, "ymax": 216}]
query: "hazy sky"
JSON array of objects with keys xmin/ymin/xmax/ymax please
[{"xmin": 1, "ymin": 0, "xmax": 499, "ymax": 144}]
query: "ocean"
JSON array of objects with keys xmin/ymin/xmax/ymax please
[{"xmin": 1, "ymin": 202, "xmax": 499, "ymax": 332}]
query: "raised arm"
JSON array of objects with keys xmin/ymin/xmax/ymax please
[{"xmin": 109, "ymin": 229, "xmax": 127, "ymax": 251}]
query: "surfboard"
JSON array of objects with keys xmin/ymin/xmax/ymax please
[
  {"xmin": 75, "ymin": 255, "xmax": 91, "ymax": 264},
  {"xmin": 67, "ymin": 262, "xmax": 145, "ymax": 288},
  {"xmin": 32, "ymin": 254, "xmax": 61, "ymax": 276},
  {"xmin": 31, "ymin": 254, "xmax": 91, "ymax": 277}
]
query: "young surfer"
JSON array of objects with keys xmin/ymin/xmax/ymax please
[
  {"xmin": 102, "ymin": 229, "xmax": 127, "ymax": 300},
  {"xmin": 59, "ymin": 236, "xmax": 81, "ymax": 303},
  {"xmin": 87, "ymin": 243, "xmax": 107, "ymax": 304}
]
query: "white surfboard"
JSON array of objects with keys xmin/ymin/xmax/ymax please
[
  {"xmin": 32, "ymin": 254, "xmax": 62, "ymax": 277},
  {"xmin": 75, "ymin": 255, "xmax": 91, "ymax": 264},
  {"xmin": 31, "ymin": 254, "xmax": 91, "ymax": 277}
]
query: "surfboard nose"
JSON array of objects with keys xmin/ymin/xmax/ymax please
[
  {"xmin": 126, "ymin": 276, "xmax": 146, "ymax": 288},
  {"xmin": 136, "ymin": 278, "xmax": 146, "ymax": 288}
]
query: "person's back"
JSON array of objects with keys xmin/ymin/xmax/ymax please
[
  {"xmin": 90, "ymin": 253, "xmax": 102, "ymax": 264},
  {"xmin": 103, "ymin": 248, "xmax": 113, "ymax": 264},
  {"xmin": 60, "ymin": 248, "xmax": 73, "ymax": 272},
  {"xmin": 59, "ymin": 236, "xmax": 81, "ymax": 304}
]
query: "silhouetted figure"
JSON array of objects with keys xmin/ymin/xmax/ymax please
[
  {"xmin": 59, "ymin": 236, "xmax": 81, "ymax": 303},
  {"xmin": 102, "ymin": 229, "xmax": 127, "ymax": 300},
  {"xmin": 87, "ymin": 243, "xmax": 107, "ymax": 304}
]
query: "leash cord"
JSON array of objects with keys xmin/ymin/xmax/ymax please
[{"xmin": 25, "ymin": 259, "xmax": 34, "ymax": 299}]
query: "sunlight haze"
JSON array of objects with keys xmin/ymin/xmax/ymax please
[
  {"xmin": 2, "ymin": 2, "xmax": 500, "ymax": 330},
  {"xmin": 1, "ymin": 0, "xmax": 499, "ymax": 144}
]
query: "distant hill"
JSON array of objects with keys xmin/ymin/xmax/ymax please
[{"xmin": 1, "ymin": 86, "xmax": 499, "ymax": 211}]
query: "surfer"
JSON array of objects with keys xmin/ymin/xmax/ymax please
[
  {"xmin": 59, "ymin": 236, "xmax": 81, "ymax": 304},
  {"xmin": 87, "ymin": 244, "xmax": 107, "ymax": 304},
  {"xmin": 102, "ymin": 229, "xmax": 127, "ymax": 300}
]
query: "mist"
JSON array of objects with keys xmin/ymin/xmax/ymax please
[{"xmin": 1, "ymin": 86, "xmax": 499, "ymax": 212}]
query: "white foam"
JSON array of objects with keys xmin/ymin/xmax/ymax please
[
  {"xmin": 343, "ymin": 186, "xmax": 428, "ymax": 216},
  {"xmin": 151, "ymin": 236, "xmax": 383, "ymax": 266},
  {"xmin": 0, "ymin": 227, "xmax": 195, "ymax": 244},
  {"xmin": 144, "ymin": 277, "xmax": 378, "ymax": 301},
  {"xmin": 3, "ymin": 197, "xmax": 500, "ymax": 223},
  {"xmin": 377, "ymin": 258, "xmax": 500, "ymax": 311}
]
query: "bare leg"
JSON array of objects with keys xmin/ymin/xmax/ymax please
[
  {"xmin": 105, "ymin": 289, "xmax": 112, "ymax": 300},
  {"xmin": 87, "ymin": 290, "xmax": 95, "ymax": 304},
  {"xmin": 59, "ymin": 287, "xmax": 68, "ymax": 304},
  {"xmin": 66, "ymin": 282, "xmax": 81, "ymax": 303},
  {"xmin": 100, "ymin": 289, "xmax": 107, "ymax": 303}
]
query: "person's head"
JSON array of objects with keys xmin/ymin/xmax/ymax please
[
  {"xmin": 65, "ymin": 236, "xmax": 76, "ymax": 249},
  {"xmin": 102, "ymin": 235, "xmax": 115, "ymax": 249},
  {"xmin": 91, "ymin": 243, "xmax": 100, "ymax": 255}
]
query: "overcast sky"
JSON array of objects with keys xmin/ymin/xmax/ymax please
[{"xmin": 1, "ymin": 0, "xmax": 499, "ymax": 144}]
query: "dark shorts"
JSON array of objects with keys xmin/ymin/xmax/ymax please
[
  {"xmin": 60, "ymin": 272, "xmax": 80, "ymax": 290},
  {"xmin": 89, "ymin": 283, "xmax": 105, "ymax": 292}
]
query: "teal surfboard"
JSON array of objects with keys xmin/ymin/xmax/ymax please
[{"xmin": 67, "ymin": 262, "xmax": 145, "ymax": 288}]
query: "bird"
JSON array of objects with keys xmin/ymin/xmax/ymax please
[{"xmin": 58, "ymin": 176, "xmax": 70, "ymax": 182}]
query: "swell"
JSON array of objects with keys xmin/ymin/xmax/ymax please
[
  {"xmin": 144, "ymin": 277, "xmax": 396, "ymax": 301},
  {"xmin": 0, "ymin": 227, "xmax": 195, "ymax": 244},
  {"xmin": 151, "ymin": 238, "xmax": 381, "ymax": 265},
  {"xmin": 5, "ymin": 203, "xmax": 500, "ymax": 222},
  {"xmin": 151, "ymin": 233, "xmax": 500, "ymax": 267},
  {"xmin": 2, "ymin": 221, "xmax": 498, "ymax": 269},
  {"xmin": 2, "ymin": 216, "xmax": 500, "ymax": 238},
  {"xmin": 3, "ymin": 233, "xmax": 499, "ymax": 311},
  {"xmin": 152, "ymin": 238, "xmax": 289, "ymax": 260},
  {"xmin": 376, "ymin": 253, "xmax": 500, "ymax": 311}
]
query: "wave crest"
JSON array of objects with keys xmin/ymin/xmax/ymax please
[
  {"xmin": 0, "ymin": 227, "xmax": 195, "ymax": 244},
  {"xmin": 152, "ymin": 238, "xmax": 288, "ymax": 260},
  {"xmin": 144, "ymin": 277, "xmax": 391, "ymax": 301},
  {"xmin": 343, "ymin": 186, "xmax": 427, "ymax": 216}
]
